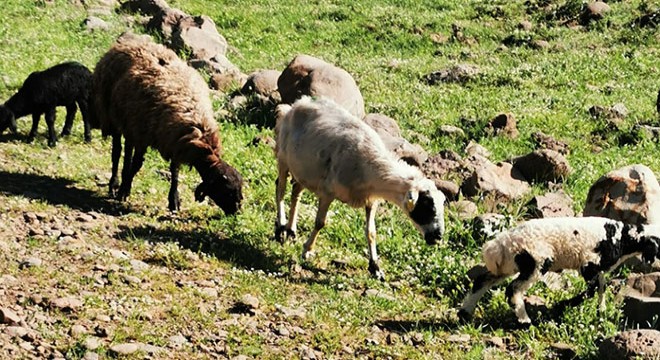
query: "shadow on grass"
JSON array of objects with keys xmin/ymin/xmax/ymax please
[
  {"xmin": 0, "ymin": 170, "xmax": 131, "ymax": 215},
  {"xmin": 376, "ymin": 317, "xmax": 460, "ymax": 333},
  {"xmin": 117, "ymin": 224, "xmax": 285, "ymax": 273}
]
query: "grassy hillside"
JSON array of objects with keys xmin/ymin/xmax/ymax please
[{"xmin": 0, "ymin": 0, "xmax": 658, "ymax": 359}]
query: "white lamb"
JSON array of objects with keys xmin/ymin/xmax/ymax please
[
  {"xmin": 459, "ymin": 217, "xmax": 660, "ymax": 324},
  {"xmin": 274, "ymin": 97, "xmax": 446, "ymax": 280}
]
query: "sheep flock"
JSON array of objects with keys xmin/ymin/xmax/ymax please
[{"xmin": 1, "ymin": 6, "xmax": 660, "ymax": 356}]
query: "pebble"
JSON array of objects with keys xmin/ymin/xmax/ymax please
[
  {"xmin": 109, "ymin": 343, "xmax": 140, "ymax": 355},
  {"xmin": 276, "ymin": 325, "xmax": 290, "ymax": 337},
  {"xmin": 200, "ymin": 287, "xmax": 218, "ymax": 298},
  {"xmin": 49, "ymin": 297, "xmax": 83, "ymax": 312},
  {"xmin": 0, "ymin": 307, "xmax": 22, "ymax": 325},
  {"xmin": 5, "ymin": 326, "xmax": 29, "ymax": 338},
  {"xmin": 168, "ymin": 334, "xmax": 188, "ymax": 346},
  {"xmin": 83, "ymin": 352, "xmax": 99, "ymax": 360},
  {"xmin": 84, "ymin": 337, "xmax": 101, "ymax": 350},
  {"xmin": 130, "ymin": 259, "xmax": 149, "ymax": 271},
  {"xmin": 70, "ymin": 324, "xmax": 88, "ymax": 337},
  {"xmin": 19, "ymin": 257, "xmax": 42, "ymax": 269}
]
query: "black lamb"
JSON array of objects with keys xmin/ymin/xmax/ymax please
[{"xmin": 0, "ymin": 61, "xmax": 93, "ymax": 146}]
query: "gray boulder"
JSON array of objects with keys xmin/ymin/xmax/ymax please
[
  {"xmin": 511, "ymin": 149, "xmax": 571, "ymax": 183},
  {"xmin": 526, "ymin": 190, "xmax": 575, "ymax": 218},
  {"xmin": 598, "ymin": 330, "xmax": 660, "ymax": 359},
  {"xmin": 462, "ymin": 161, "xmax": 530, "ymax": 200},
  {"xmin": 583, "ymin": 164, "xmax": 660, "ymax": 224}
]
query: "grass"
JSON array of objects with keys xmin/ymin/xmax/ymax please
[{"xmin": 0, "ymin": 0, "xmax": 659, "ymax": 359}]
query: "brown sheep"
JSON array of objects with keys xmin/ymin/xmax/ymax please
[{"xmin": 91, "ymin": 33, "xmax": 243, "ymax": 214}]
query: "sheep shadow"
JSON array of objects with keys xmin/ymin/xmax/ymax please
[
  {"xmin": 0, "ymin": 170, "xmax": 130, "ymax": 215},
  {"xmin": 116, "ymin": 224, "xmax": 284, "ymax": 273}
]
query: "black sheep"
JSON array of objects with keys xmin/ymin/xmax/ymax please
[{"xmin": 0, "ymin": 61, "xmax": 93, "ymax": 146}]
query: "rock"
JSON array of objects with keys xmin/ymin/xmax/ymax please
[
  {"xmin": 363, "ymin": 289, "xmax": 396, "ymax": 302},
  {"xmin": 434, "ymin": 180, "xmax": 460, "ymax": 202},
  {"xmin": 424, "ymin": 64, "xmax": 479, "ymax": 84},
  {"xmin": 241, "ymin": 69, "xmax": 281, "ymax": 98},
  {"xmin": 622, "ymin": 291, "xmax": 660, "ymax": 329},
  {"xmin": 583, "ymin": 164, "xmax": 660, "ymax": 224},
  {"xmin": 120, "ymin": 0, "xmax": 169, "ymax": 14},
  {"xmin": 0, "ymin": 307, "xmax": 21, "ymax": 325},
  {"xmin": 626, "ymin": 273, "xmax": 660, "ymax": 297},
  {"xmin": 421, "ymin": 153, "xmax": 462, "ymax": 179},
  {"xmin": 485, "ymin": 336, "xmax": 505, "ymax": 348},
  {"xmin": 465, "ymin": 141, "xmax": 491, "ymax": 158},
  {"xmin": 276, "ymin": 325, "xmax": 290, "ymax": 337},
  {"xmin": 531, "ymin": 40, "xmax": 550, "ymax": 50},
  {"xmin": 472, "ymin": 213, "xmax": 509, "ymax": 240},
  {"xmin": 83, "ymin": 352, "xmax": 99, "ymax": 360},
  {"xmin": 274, "ymin": 304, "xmax": 306, "ymax": 319},
  {"xmin": 83, "ymin": 337, "xmax": 101, "ymax": 350},
  {"xmin": 511, "ymin": 149, "xmax": 571, "ymax": 183},
  {"xmin": 129, "ymin": 259, "xmax": 149, "ymax": 272},
  {"xmin": 438, "ymin": 125, "xmax": 465, "ymax": 138},
  {"xmin": 70, "ymin": 324, "xmax": 88, "ymax": 337},
  {"xmin": 168, "ymin": 334, "xmax": 188, "ymax": 346},
  {"xmin": 582, "ymin": 2, "xmax": 611, "ymax": 24},
  {"xmin": 146, "ymin": 7, "xmax": 186, "ymax": 40},
  {"xmin": 526, "ymin": 190, "xmax": 575, "ymax": 218},
  {"xmin": 518, "ymin": 20, "xmax": 533, "ymax": 31},
  {"xmin": 19, "ymin": 257, "xmax": 42, "ymax": 269},
  {"xmin": 172, "ymin": 15, "xmax": 228, "ymax": 60},
  {"xmin": 83, "ymin": 16, "xmax": 109, "ymax": 31},
  {"xmin": 109, "ymin": 343, "xmax": 140, "ymax": 355},
  {"xmin": 49, "ymin": 297, "xmax": 83, "ymax": 312},
  {"xmin": 446, "ymin": 334, "xmax": 470, "ymax": 344},
  {"xmin": 461, "ymin": 161, "xmax": 530, "ymax": 200},
  {"xmin": 549, "ymin": 342, "xmax": 577, "ymax": 360},
  {"xmin": 200, "ymin": 287, "xmax": 218, "ymax": 298},
  {"xmin": 278, "ymin": 54, "xmax": 365, "ymax": 119},
  {"xmin": 531, "ymin": 131, "xmax": 569, "ymax": 155},
  {"xmin": 599, "ymin": 329, "xmax": 660, "ymax": 359},
  {"xmin": 487, "ymin": 113, "xmax": 518, "ymax": 138},
  {"xmin": 210, "ymin": 73, "xmax": 240, "ymax": 92},
  {"xmin": 363, "ymin": 113, "xmax": 428, "ymax": 166},
  {"xmin": 5, "ymin": 326, "xmax": 29, "ymax": 339}
]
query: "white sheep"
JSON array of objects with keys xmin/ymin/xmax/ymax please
[
  {"xmin": 459, "ymin": 216, "xmax": 660, "ymax": 324},
  {"xmin": 274, "ymin": 97, "xmax": 446, "ymax": 280}
]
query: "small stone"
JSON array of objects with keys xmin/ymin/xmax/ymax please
[
  {"xmin": 83, "ymin": 352, "xmax": 99, "ymax": 360},
  {"xmin": 61, "ymin": 228, "xmax": 75, "ymax": 237},
  {"xmin": 95, "ymin": 314, "xmax": 111, "ymax": 322},
  {"xmin": 363, "ymin": 289, "xmax": 396, "ymax": 302},
  {"xmin": 276, "ymin": 325, "xmax": 290, "ymax": 337},
  {"xmin": 49, "ymin": 297, "xmax": 83, "ymax": 312},
  {"xmin": 446, "ymin": 334, "xmax": 470, "ymax": 344},
  {"xmin": 0, "ymin": 307, "xmax": 22, "ymax": 325},
  {"xmin": 70, "ymin": 324, "xmax": 88, "ymax": 337},
  {"xmin": 241, "ymin": 294, "xmax": 259, "ymax": 309},
  {"xmin": 485, "ymin": 336, "xmax": 505, "ymax": 348},
  {"xmin": 109, "ymin": 249, "xmax": 128, "ymax": 260},
  {"xmin": 549, "ymin": 342, "xmax": 577, "ymax": 360},
  {"xmin": 109, "ymin": 343, "xmax": 140, "ymax": 355},
  {"xmin": 5, "ymin": 326, "xmax": 29, "ymax": 338},
  {"xmin": 518, "ymin": 20, "xmax": 533, "ymax": 31},
  {"xmin": 83, "ymin": 16, "xmax": 109, "ymax": 31},
  {"xmin": 130, "ymin": 259, "xmax": 149, "ymax": 271},
  {"xmin": 200, "ymin": 287, "xmax": 218, "ymax": 298},
  {"xmin": 76, "ymin": 214, "xmax": 94, "ymax": 222},
  {"xmin": 168, "ymin": 334, "xmax": 187, "ymax": 346},
  {"xmin": 84, "ymin": 337, "xmax": 101, "ymax": 350},
  {"xmin": 121, "ymin": 274, "xmax": 141, "ymax": 285},
  {"xmin": 275, "ymin": 304, "xmax": 306, "ymax": 319},
  {"xmin": 19, "ymin": 257, "xmax": 42, "ymax": 269}
]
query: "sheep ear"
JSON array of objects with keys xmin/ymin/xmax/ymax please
[
  {"xmin": 405, "ymin": 191, "xmax": 418, "ymax": 212},
  {"xmin": 194, "ymin": 183, "xmax": 207, "ymax": 202}
]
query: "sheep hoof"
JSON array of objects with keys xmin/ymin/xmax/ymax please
[
  {"xmin": 48, "ymin": 140, "xmax": 57, "ymax": 147},
  {"xmin": 516, "ymin": 318, "xmax": 532, "ymax": 328},
  {"xmin": 286, "ymin": 229, "xmax": 296, "ymax": 240},
  {"xmin": 84, "ymin": 135, "xmax": 92, "ymax": 143},
  {"xmin": 26, "ymin": 136, "xmax": 35, "ymax": 144},
  {"xmin": 60, "ymin": 130, "xmax": 71, "ymax": 137},
  {"xmin": 274, "ymin": 225, "xmax": 287, "ymax": 243},
  {"xmin": 301, "ymin": 250, "xmax": 315, "ymax": 261},
  {"xmin": 368, "ymin": 260, "xmax": 385, "ymax": 281}
]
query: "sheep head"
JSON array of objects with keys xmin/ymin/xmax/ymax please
[
  {"xmin": 195, "ymin": 160, "xmax": 244, "ymax": 215},
  {"xmin": 0, "ymin": 105, "xmax": 16, "ymax": 134},
  {"xmin": 405, "ymin": 178, "xmax": 446, "ymax": 245}
]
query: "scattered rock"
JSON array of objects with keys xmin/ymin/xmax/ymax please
[
  {"xmin": 424, "ymin": 64, "xmax": 479, "ymax": 85},
  {"xmin": 582, "ymin": 2, "xmax": 611, "ymax": 24},
  {"xmin": 622, "ymin": 291, "xmax": 660, "ymax": 329},
  {"xmin": 278, "ymin": 54, "xmax": 365, "ymax": 119},
  {"xmin": 599, "ymin": 329, "xmax": 660, "ymax": 359},
  {"xmin": 109, "ymin": 343, "xmax": 140, "ymax": 355},
  {"xmin": 83, "ymin": 16, "xmax": 109, "ymax": 31},
  {"xmin": 511, "ymin": 149, "xmax": 571, "ymax": 183},
  {"xmin": 0, "ymin": 307, "xmax": 21, "ymax": 325},
  {"xmin": 168, "ymin": 334, "xmax": 188, "ymax": 346},
  {"xmin": 461, "ymin": 161, "xmax": 530, "ymax": 200},
  {"xmin": 421, "ymin": 153, "xmax": 462, "ymax": 179},
  {"xmin": 626, "ymin": 272, "xmax": 660, "ymax": 297},
  {"xmin": 49, "ymin": 297, "xmax": 83, "ymax": 312},
  {"xmin": 518, "ymin": 20, "xmax": 533, "ymax": 31},
  {"xmin": 583, "ymin": 164, "xmax": 660, "ymax": 224},
  {"xmin": 549, "ymin": 342, "xmax": 577, "ymax": 360},
  {"xmin": 274, "ymin": 304, "xmax": 306, "ymax": 319},
  {"xmin": 83, "ymin": 352, "xmax": 99, "ymax": 360},
  {"xmin": 120, "ymin": 0, "xmax": 169, "ymax": 14},
  {"xmin": 434, "ymin": 180, "xmax": 460, "ymax": 202},
  {"xmin": 364, "ymin": 113, "xmax": 428, "ymax": 166},
  {"xmin": 438, "ymin": 125, "xmax": 465, "ymax": 138},
  {"xmin": 363, "ymin": 289, "xmax": 396, "ymax": 302},
  {"xmin": 487, "ymin": 113, "xmax": 518, "ymax": 138},
  {"xmin": 240, "ymin": 69, "xmax": 281, "ymax": 98},
  {"xmin": 84, "ymin": 337, "xmax": 101, "ymax": 350},
  {"xmin": 70, "ymin": 324, "xmax": 88, "ymax": 338},
  {"xmin": 230, "ymin": 294, "xmax": 260, "ymax": 315},
  {"xmin": 450, "ymin": 200, "xmax": 478, "ymax": 220},
  {"xmin": 446, "ymin": 334, "xmax": 470, "ymax": 344},
  {"xmin": 526, "ymin": 190, "xmax": 575, "ymax": 218},
  {"xmin": 531, "ymin": 131, "xmax": 569, "ymax": 155},
  {"xmin": 19, "ymin": 257, "xmax": 42, "ymax": 269}
]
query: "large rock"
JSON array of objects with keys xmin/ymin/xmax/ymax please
[
  {"xmin": 171, "ymin": 15, "xmax": 228, "ymax": 60},
  {"xmin": 461, "ymin": 161, "xmax": 530, "ymax": 200},
  {"xmin": 627, "ymin": 273, "xmax": 660, "ymax": 297},
  {"xmin": 598, "ymin": 330, "xmax": 660, "ymax": 359},
  {"xmin": 623, "ymin": 273, "xmax": 660, "ymax": 329},
  {"xmin": 363, "ymin": 113, "xmax": 428, "ymax": 167},
  {"xmin": 511, "ymin": 149, "xmax": 571, "ymax": 183},
  {"xmin": 240, "ymin": 69, "xmax": 281, "ymax": 98},
  {"xmin": 487, "ymin": 113, "xmax": 518, "ymax": 138},
  {"xmin": 583, "ymin": 164, "xmax": 660, "ymax": 224},
  {"xmin": 278, "ymin": 55, "xmax": 365, "ymax": 119},
  {"xmin": 526, "ymin": 190, "xmax": 575, "ymax": 218},
  {"xmin": 120, "ymin": 0, "xmax": 169, "ymax": 14},
  {"xmin": 422, "ymin": 153, "xmax": 462, "ymax": 179}
]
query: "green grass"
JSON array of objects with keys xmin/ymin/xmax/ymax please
[{"xmin": 0, "ymin": 0, "xmax": 659, "ymax": 359}]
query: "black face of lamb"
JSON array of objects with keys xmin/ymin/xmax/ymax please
[
  {"xmin": 410, "ymin": 191, "xmax": 440, "ymax": 244},
  {"xmin": 198, "ymin": 167, "xmax": 244, "ymax": 215}
]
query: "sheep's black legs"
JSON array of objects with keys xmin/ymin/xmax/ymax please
[
  {"xmin": 283, "ymin": 181, "xmax": 304, "ymax": 239},
  {"xmin": 505, "ymin": 251, "xmax": 541, "ymax": 324},
  {"xmin": 168, "ymin": 162, "xmax": 181, "ymax": 211},
  {"xmin": 365, "ymin": 203, "xmax": 385, "ymax": 281},
  {"xmin": 109, "ymin": 134, "xmax": 122, "ymax": 197},
  {"xmin": 44, "ymin": 108, "xmax": 58, "ymax": 147},
  {"xmin": 117, "ymin": 144, "xmax": 146, "ymax": 202},
  {"xmin": 275, "ymin": 164, "xmax": 289, "ymax": 243},
  {"xmin": 302, "ymin": 197, "xmax": 332, "ymax": 261},
  {"xmin": 458, "ymin": 271, "xmax": 506, "ymax": 321},
  {"xmin": 27, "ymin": 113, "xmax": 41, "ymax": 143},
  {"xmin": 78, "ymin": 99, "xmax": 92, "ymax": 143},
  {"xmin": 60, "ymin": 103, "xmax": 77, "ymax": 137}
]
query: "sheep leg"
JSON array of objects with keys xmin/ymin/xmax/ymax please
[
  {"xmin": 27, "ymin": 113, "xmax": 41, "ymax": 143},
  {"xmin": 168, "ymin": 162, "xmax": 181, "ymax": 212},
  {"xmin": 284, "ymin": 181, "xmax": 304, "ymax": 239},
  {"xmin": 301, "ymin": 196, "xmax": 332, "ymax": 261},
  {"xmin": 60, "ymin": 103, "xmax": 76, "ymax": 137},
  {"xmin": 116, "ymin": 140, "xmax": 134, "ymax": 201},
  {"xmin": 505, "ymin": 251, "xmax": 540, "ymax": 324},
  {"xmin": 108, "ymin": 134, "xmax": 122, "ymax": 197},
  {"xmin": 458, "ymin": 271, "xmax": 506, "ymax": 321},
  {"xmin": 365, "ymin": 203, "xmax": 385, "ymax": 281},
  {"xmin": 274, "ymin": 164, "xmax": 289, "ymax": 243},
  {"xmin": 77, "ymin": 99, "xmax": 92, "ymax": 142},
  {"xmin": 118, "ymin": 144, "xmax": 146, "ymax": 202},
  {"xmin": 44, "ymin": 108, "xmax": 57, "ymax": 147}
]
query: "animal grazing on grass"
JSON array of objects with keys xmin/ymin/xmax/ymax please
[
  {"xmin": 459, "ymin": 217, "xmax": 660, "ymax": 324},
  {"xmin": 91, "ymin": 33, "xmax": 243, "ymax": 214},
  {"xmin": 274, "ymin": 97, "xmax": 446, "ymax": 280},
  {"xmin": 0, "ymin": 61, "xmax": 93, "ymax": 146}
]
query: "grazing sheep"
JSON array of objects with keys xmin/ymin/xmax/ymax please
[
  {"xmin": 91, "ymin": 34, "xmax": 243, "ymax": 214},
  {"xmin": 459, "ymin": 217, "xmax": 660, "ymax": 324},
  {"xmin": 275, "ymin": 97, "xmax": 446, "ymax": 280},
  {"xmin": 0, "ymin": 61, "xmax": 93, "ymax": 146}
]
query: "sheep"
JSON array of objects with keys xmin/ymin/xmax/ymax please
[
  {"xmin": 0, "ymin": 61, "xmax": 93, "ymax": 146},
  {"xmin": 458, "ymin": 217, "xmax": 660, "ymax": 325},
  {"xmin": 274, "ymin": 97, "xmax": 446, "ymax": 280},
  {"xmin": 91, "ymin": 34, "xmax": 243, "ymax": 214}
]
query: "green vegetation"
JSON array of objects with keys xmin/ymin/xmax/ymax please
[{"xmin": 0, "ymin": 0, "xmax": 658, "ymax": 359}]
